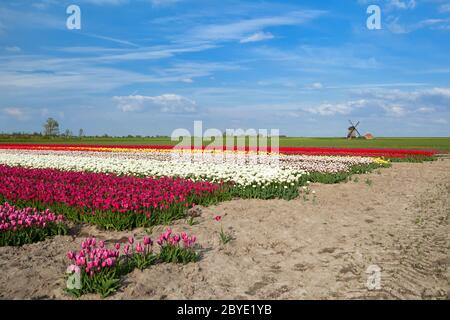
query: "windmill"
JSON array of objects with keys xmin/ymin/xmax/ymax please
[{"xmin": 347, "ymin": 120, "xmax": 361, "ymax": 139}]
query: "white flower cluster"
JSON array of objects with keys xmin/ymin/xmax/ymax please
[
  {"xmin": 280, "ymin": 155, "xmax": 374, "ymax": 173},
  {"xmin": 0, "ymin": 150, "xmax": 306, "ymax": 187},
  {"xmin": 1, "ymin": 149, "xmax": 375, "ymax": 174}
]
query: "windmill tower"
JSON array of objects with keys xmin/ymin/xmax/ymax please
[{"xmin": 347, "ymin": 120, "xmax": 361, "ymax": 139}]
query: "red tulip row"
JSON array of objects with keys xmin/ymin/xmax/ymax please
[
  {"xmin": 277, "ymin": 147, "xmax": 437, "ymax": 158},
  {"xmin": 0, "ymin": 165, "xmax": 226, "ymax": 230},
  {"xmin": 0, "ymin": 143, "xmax": 438, "ymax": 158}
]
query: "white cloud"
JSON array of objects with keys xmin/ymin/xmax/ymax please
[
  {"xmin": 387, "ymin": 0, "xmax": 416, "ymax": 10},
  {"xmin": 359, "ymin": 0, "xmax": 416, "ymax": 10},
  {"xmin": 256, "ymin": 79, "xmax": 296, "ymax": 87},
  {"xmin": 351, "ymin": 87, "xmax": 450, "ymax": 116},
  {"xmin": 81, "ymin": 0, "xmax": 129, "ymax": 5},
  {"xmin": 0, "ymin": 45, "xmax": 228, "ymax": 93},
  {"xmin": 240, "ymin": 32, "xmax": 274, "ymax": 43},
  {"xmin": 388, "ymin": 17, "xmax": 450, "ymax": 34},
  {"xmin": 149, "ymin": 0, "xmax": 180, "ymax": 6},
  {"xmin": 189, "ymin": 10, "xmax": 324, "ymax": 42},
  {"xmin": 310, "ymin": 82, "xmax": 323, "ymax": 89},
  {"xmin": 251, "ymin": 45, "xmax": 380, "ymax": 69},
  {"xmin": 84, "ymin": 33, "xmax": 140, "ymax": 47},
  {"xmin": 423, "ymin": 87, "xmax": 450, "ymax": 97},
  {"xmin": 433, "ymin": 118, "xmax": 448, "ymax": 124},
  {"xmin": 383, "ymin": 104, "xmax": 407, "ymax": 116},
  {"xmin": 440, "ymin": 4, "xmax": 450, "ymax": 13},
  {"xmin": 417, "ymin": 107, "xmax": 435, "ymax": 113},
  {"xmin": 304, "ymin": 99, "xmax": 367, "ymax": 116},
  {"xmin": 301, "ymin": 86, "xmax": 450, "ymax": 118},
  {"xmin": 114, "ymin": 94, "xmax": 197, "ymax": 113},
  {"xmin": 2, "ymin": 107, "xmax": 28, "ymax": 120},
  {"xmin": 0, "ymin": 6, "xmax": 63, "ymax": 31},
  {"xmin": 31, "ymin": 0, "xmax": 59, "ymax": 9},
  {"xmin": 5, "ymin": 46, "xmax": 21, "ymax": 53}
]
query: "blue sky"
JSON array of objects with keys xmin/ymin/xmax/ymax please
[{"xmin": 0, "ymin": 0, "xmax": 449, "ymax": 137}]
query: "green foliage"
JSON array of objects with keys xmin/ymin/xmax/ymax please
[
  {"xmin": 388, "ymin": 156, "xmax": 438, "ymax": 163},
  {"xmin": 159, "ymin": 244, "xmax": 199, "ymax": 264},
  {"xmin": 65, "ymin": 268, "xmax": 121, "ymax": 298},
  {"xmin": 0, "ymin": 222, "xmax": 67, "ymax": 247},
  {"xmin": 219, "ymin": 226, "xmax": 233, "ymax": 245},
  {"xmin": 186, "ymin": 216, "xmax": 197, "ymax": 226},
  {"xmin": 227, "ymin": 183, "xmax": 300, "ymax": 200},
  {"xmin": 132, "ymin": 252, "xmax": 157, "ymax": 271}
]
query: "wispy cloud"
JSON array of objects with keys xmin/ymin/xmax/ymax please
[
  {"xmin": 114, "ymin": 94, "xmax": 197, "ymax": 113},
  {"xmin": 417, "ymin": 107, "xmax": 435, "ymax": 113},
  {"xmin": 387, "ymin": 0, "xmax": 416, "ymax": 10},
  {"xmin": 0, "ymin": 45, "xmax": 233, "ymax": 94},
  {"xmin": 81, "ymin": 0, "xmax": 129, "ymax": 5},
  {"xmin": 304, "ymin": 100, "xmax": 368, "ymax": 116},
  {"xmin": 4, "ymin": 46, "xmax": 21, "ymax": 53},
  {"xmin": 187, "ymin": 10, "xmax": 325, "ymax": 42},
  {"xmin": 0, "ymin": 6, "xmax": 63, "ymax": 31},
  {"xmin": 351, "ymin": 87, "xmax": 450, "ymax": 115},
  {"xmin": 388, "ymin": 17, "xmax": 450, "ymax": 33},
  {"xmin": 2, "ymin": 107, "xmax": 29, "ymax": 121},
  {"xmin": 440, "ymin": 3, "xmax": 450, "ymax": 13},
  {"xmin": 357, "ymin": 0, "xmax": 416, "ymax": 10},
  {"xmin": 251, "ymin": 45, "xmax": 380, "ymax": 70},
  {"xmin": 433, "ymin": 118, "xmax": 448, "ymax": 124},
  {"xmin": 296, "ymin": 87, "xmax": 450, "ymax": 118},
  {"xmin": 240, "ymin": 32, "xmax": 274, "ymax": 43},
  {"xmin": 149, "ymin": 0, "xmax": 180, "ymax": 7},
  {"xmin": 83, "ymin": 33, "xmax": 140, "ymax": 47},
  {"xmin": 310, "ymin": 82, "xmax": 323, "ymax": 89}
]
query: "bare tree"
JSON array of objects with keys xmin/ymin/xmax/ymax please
[
  {"xmin": 78, "ymin": 128, "xmax": 84, "ymax": 138},
  {"xmin": 64, "ymin": 129, "xmax": 73, "ymax": 138}
]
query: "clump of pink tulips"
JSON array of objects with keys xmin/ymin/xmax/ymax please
[
  {"xmin": 66, "ymin": 235, "xmax": 156, "ymax": 298},
  {"xmin": 0, "ymin": 202, "xmax": 66, "ymax": 246},
  {"xmin": 66, "ymin": 230, "xmax": 198, "ymax": 298},
  {"xmin": 157, "ymin": 228, "xmax": 199, "ymax": 264}
]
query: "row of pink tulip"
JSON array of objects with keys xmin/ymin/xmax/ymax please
[
  {"xmin": 0, "ymin": 202, "xmax": 64, "ymax": 232},
  {"xmin": 0, "ymin": 202, "xmax": 66, "ymax": 246},
  {"xmin": 0, "ymin": 165, "xmax": 226, "ymax": 229}
]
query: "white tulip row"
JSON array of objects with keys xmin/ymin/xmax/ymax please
[
  {"xmin": 0, "ymin": 149, "xmax": 375, "ymax": 173},
  {"xmin": 0, "ymin": 150, "xmax": 306, "ymax": 187}
]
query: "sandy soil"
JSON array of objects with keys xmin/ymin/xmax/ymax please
[{"xmin": 0, "ymin": 159, "xmax": 449, "ymax": 300}]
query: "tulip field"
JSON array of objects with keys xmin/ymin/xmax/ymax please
[
  {"xmin": 0, "ymin": 143, "xmax": 438, "ymax": 232},
  {"xmin": 0, "ymin": 142, "xmax": 444, "ymax": 298}
]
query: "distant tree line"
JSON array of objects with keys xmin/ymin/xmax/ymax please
[
  {"xmin": 1, "ymin": 117, "xmax": 287, "ymax": 139},
  {"xmin": 0, "ymin": 118, "xmax": 171, "ymax": 139}
]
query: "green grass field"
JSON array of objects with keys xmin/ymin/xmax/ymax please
[{"xmin": 0, "ymin": 136, "xmax": 449, "ymax": 152}]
